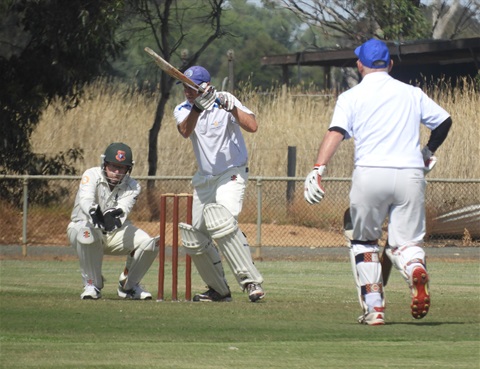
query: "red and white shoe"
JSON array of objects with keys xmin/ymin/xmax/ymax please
[
  {"xmin": 358, "ymin": 307, "xmax": 385, "ymax": 325},
  {"xmin": 410, "ymin": 265, "xmax": 430, "ymax": 319}
]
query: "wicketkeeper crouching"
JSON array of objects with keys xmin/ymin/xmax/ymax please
[{"xmin": 67, "ymin": 142, "xmax": 158, "ymax": 300}]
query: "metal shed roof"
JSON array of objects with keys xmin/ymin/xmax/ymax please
[{"xmin": 261, "ymin": 37, "xmax": 480, "ymax": 86}]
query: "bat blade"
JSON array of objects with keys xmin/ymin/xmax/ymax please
[
  {"xmin": 381, "ymin": 243, "xmax": 393, "ymax": 287},
  {"xmin": 144, "ymin": 47, "xmax": 204, "ymax": 92},
  {"xmin": 343, "ymin": 208, "xmax": 353, "ymax": 242}
]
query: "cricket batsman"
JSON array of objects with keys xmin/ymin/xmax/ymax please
[
  {"xmin": 304, "ymin": 39, "xmax": 452, "ymax": 325},
  {"xmin": 173, "ymin": 66, "xmax": 265, "ymax": 302}
]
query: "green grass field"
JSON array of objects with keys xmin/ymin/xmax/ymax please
[{"xmin": 1, "ymin": 257, "xmax": 479, "ymax": 368}]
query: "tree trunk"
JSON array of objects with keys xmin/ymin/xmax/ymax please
[
  {"xmin": 432, "ymin": 0, "xmax": 460, "ymax": 39},
  {"xmin": 146, "ymin": 92, "xmax": 170, "ymax": 220}
]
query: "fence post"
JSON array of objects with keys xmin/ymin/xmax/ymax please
[
  {"xmin": 22, "ymin": 177, "xmax": 28, "ymax": 257},
  {"xmin": 287, "ymin": 146, "xmax": 297, "ymax": 204},
  {"xmin": 227, "ymin": 49, "xmax": 235, "ymax": 93},
  {"xmin": 254, "ymin": 178, "xmax": 263, "ymax": 259}
]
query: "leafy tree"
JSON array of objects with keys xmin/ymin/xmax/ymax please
[
  {"xmin": 280, "ymin": 0, "xmax": 430, "ymax": 45},
  {"xmin": 121, "ymin": 0, "xmax": 307, "ymax": 180},
  {"xmin": 428, "ymin": 0, "xmax": 480, "ymax": 39},
  {"xmin": 0, "ymin": 0, "xmax": 126, "ymax": 206},
  {"xmin": 113, "ymin": 0, "xmax": 231, "ymax": 219},
  {"xmin": 281, "ymin": 0, "xmax": 479, "ymax": 44},
  {"xmin": 114, "ymin": 1, "xmax": 315, "ymax": 90},
  {"xmin": 118, "ymin": 0, "xmax": 315, "ymax": 218},
  {"xmin": 197, "ymin": 0, "xmax": 301, "ymax": 88},
  {"xmin": 121, "ymin": 0, "xmax": 230, "ymax": 183}
]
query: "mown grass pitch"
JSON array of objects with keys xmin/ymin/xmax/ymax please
[{"xmin": 1, "ymin": 256, "xmax": 479, "ymax": 368}]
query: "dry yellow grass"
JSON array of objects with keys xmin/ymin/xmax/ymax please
[{"xmin": 32, "ymin": 78, "xmax": 479, "ymax": 179}]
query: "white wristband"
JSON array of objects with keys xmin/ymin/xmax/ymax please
[{"xmin": 314, "ymin": 165, "xmax": 326, "ymax": 176}]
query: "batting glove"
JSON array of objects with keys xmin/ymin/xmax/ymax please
[
  {"xmin": 304, "ymin": 165, "xmax": 326, "ymax": 205},
  {"xmin": 194, "ymin": 83, "xmax": 216, "ymax": 111},
  {"xmin": 89, "ymin": 204, "xmax": 105, "ymax": 229},
  {"xmin": 216, "ymin": 92, "xmax": 235, "ymax": 112},
  {"xmin": 103, "ymin": 208, "xmax": 124, "ymax": 232},
  {"xmin": 421, "ymin": 146, "xmax": 437, "ymax": 174}
]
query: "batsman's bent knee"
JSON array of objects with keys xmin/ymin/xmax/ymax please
[
  {"xmin": 204, "ymin": 203, "xmax": 263, "ymax": 287},
  {"xmin": 179, "ymin": 222, "xmax": 230, "ymax": 296},
  {"xmin": 179, "ymin": 223, "xmax": 211, "ymax": 255}
]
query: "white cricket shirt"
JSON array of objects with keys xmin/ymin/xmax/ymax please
[
  {"xmin": 330, "ymin": 72, "xmax": 450, "ymax": 168},
  {"xmin": 174, "ymin": 98, "xmax": 252, "ymax": 176},
  {"xmin": 70, "ymin": 167, "xmax": 140, "ymax": 224}
]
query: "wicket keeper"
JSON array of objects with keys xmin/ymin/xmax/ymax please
[{"xmin": 67, "ymin": 142, "xmax": 158, "ymax": 300}]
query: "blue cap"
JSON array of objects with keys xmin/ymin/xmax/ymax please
[
  {"xmin": 354, "ymin": 39, "xmax": 390, "ymax": 69},
  {"xmin": 182, "ymin": 66, "xmax": 211, "ymax": 85}
]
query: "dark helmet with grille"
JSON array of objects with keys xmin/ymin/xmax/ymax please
[
  {"xmin": 101, "ymin": 143, "xmax": 134, "ymax": 185},
  {"xmin": 102, "ymin": 142, "xmax": 134, "ymax": 167}
]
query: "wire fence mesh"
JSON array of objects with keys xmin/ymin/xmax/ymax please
[{"xmin": 1, "ymin": 176, "xmax": 479, "ymax": 252}]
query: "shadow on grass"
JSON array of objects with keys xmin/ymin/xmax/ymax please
[{"xmin": 386, "ymin": 321, "xmax": 466, "ymax": 326}]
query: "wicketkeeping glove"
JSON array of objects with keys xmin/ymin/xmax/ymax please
[
  {"xmin": 89, "ymin": 205, "xmax": 105, "ymax": 229},
  {"xmin": 304, "ymin": 165, "xmax": 326, "ymax": 205},
  {"xmin": 216, "ymin": 92, "xmax": 235, "ymax": 112},
  {"xmin": 421, "ymin": 146, "xmax": 437, "ymax": 174},
  {"xmin": 103, "ymin": 208, "xmax": 124, "ymax": 233},
  {"xmin": 194, "ymin": 83, "xmax": 216, "ymax": 111}
]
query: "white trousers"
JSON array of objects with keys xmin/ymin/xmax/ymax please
[
  {"xmin": 67, "ymin": 220, "xmax": 158, "ymax": 290},
  {"xmin": 350, "ymin": 166, "xmax": 426, "ymax": 247},
  {"xmin": 188, "ymin": 165, "xmax": 262, "ymax": 290},
  {"xmin": 191, "ymin": 165, "xmax": 248, "ymax": 231}
]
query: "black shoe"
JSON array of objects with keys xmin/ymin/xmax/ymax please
[{"xmin": 193, "ymin": 288, "xmax": 232, "ymax": 302}]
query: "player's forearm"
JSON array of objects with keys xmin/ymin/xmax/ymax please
[
  {"xmin": 426, "ymin": 117, "xmax": 452, "ymax": 153},
  {"xmin": 78, "ymin": 183, "xmax": 98, "ymax": 215},
  {"xmin": 177, "ymin": 111, "xmax": 200, "ymax": 138},
  {"xmin": 234, "ymin": 109, "xmax": 258, "ymax": 133},
  {"xmin": 315, "ymin": 130, "xmax": 344, "ymax": 166},
  {"xmin": 79, "ymin": 198, "xmax": 97, "ymax": 216}
]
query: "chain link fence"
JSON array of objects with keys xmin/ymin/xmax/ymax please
[{"xmin": 1, "ymin": 176, "xmax": 479, "ymax": 254}]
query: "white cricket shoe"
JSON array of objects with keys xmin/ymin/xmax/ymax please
[
  {"xmin": 358, "ymin": 307, "xmax": 385, "ymax": 325},
  {"xmin": 118, "ymin": 283, "xmax": 152, "ymax": 300},
  {"xmin": 81, "ymin": 284, "xmax": 102, "ymax": 300},
  {"xmin": 247, "ymin": 283, "xmax": 265, "ymax": 302}
]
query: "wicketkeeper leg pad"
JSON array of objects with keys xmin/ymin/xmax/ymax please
[
  {"xmin": 122, "ymin": 236, "xmax": 159, "ymax": 290},
  {"xmin": 70, "ymin": 226, "xmax": 104, "ymax": 289},
  {"xmin": 203, "ymin": 203, "xmax": 263, "ymax": 288},
  {"xmin": 350, "ymin": 243, "xmax": 385, "ymax": 314},
  {"xmin": 179, "ymin": 223, "xmax": 230, "ymax": 296}
]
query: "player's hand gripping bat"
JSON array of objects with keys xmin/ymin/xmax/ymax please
[{"xmin": 144, "ymin": 47, "xmax": 205, "ymax": 93}]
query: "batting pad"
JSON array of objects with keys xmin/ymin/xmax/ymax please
[
  {"xmin": 179, "ymin": 223, "xmax": 230, "ymax": 296},
  {"xmin": 350, "ymin": 244, "xmax": 384, "ymax": 313},
  {"xmin": 349, "ymin": 246, "xmax": 368, "ymax": 314},
  {"xmin": 385, "ymin": 245, "xmax": 426, "ymax": 283},
  {"xmin": 203, "ymin": 204, "xmax": 263, "ymax": 287}
]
